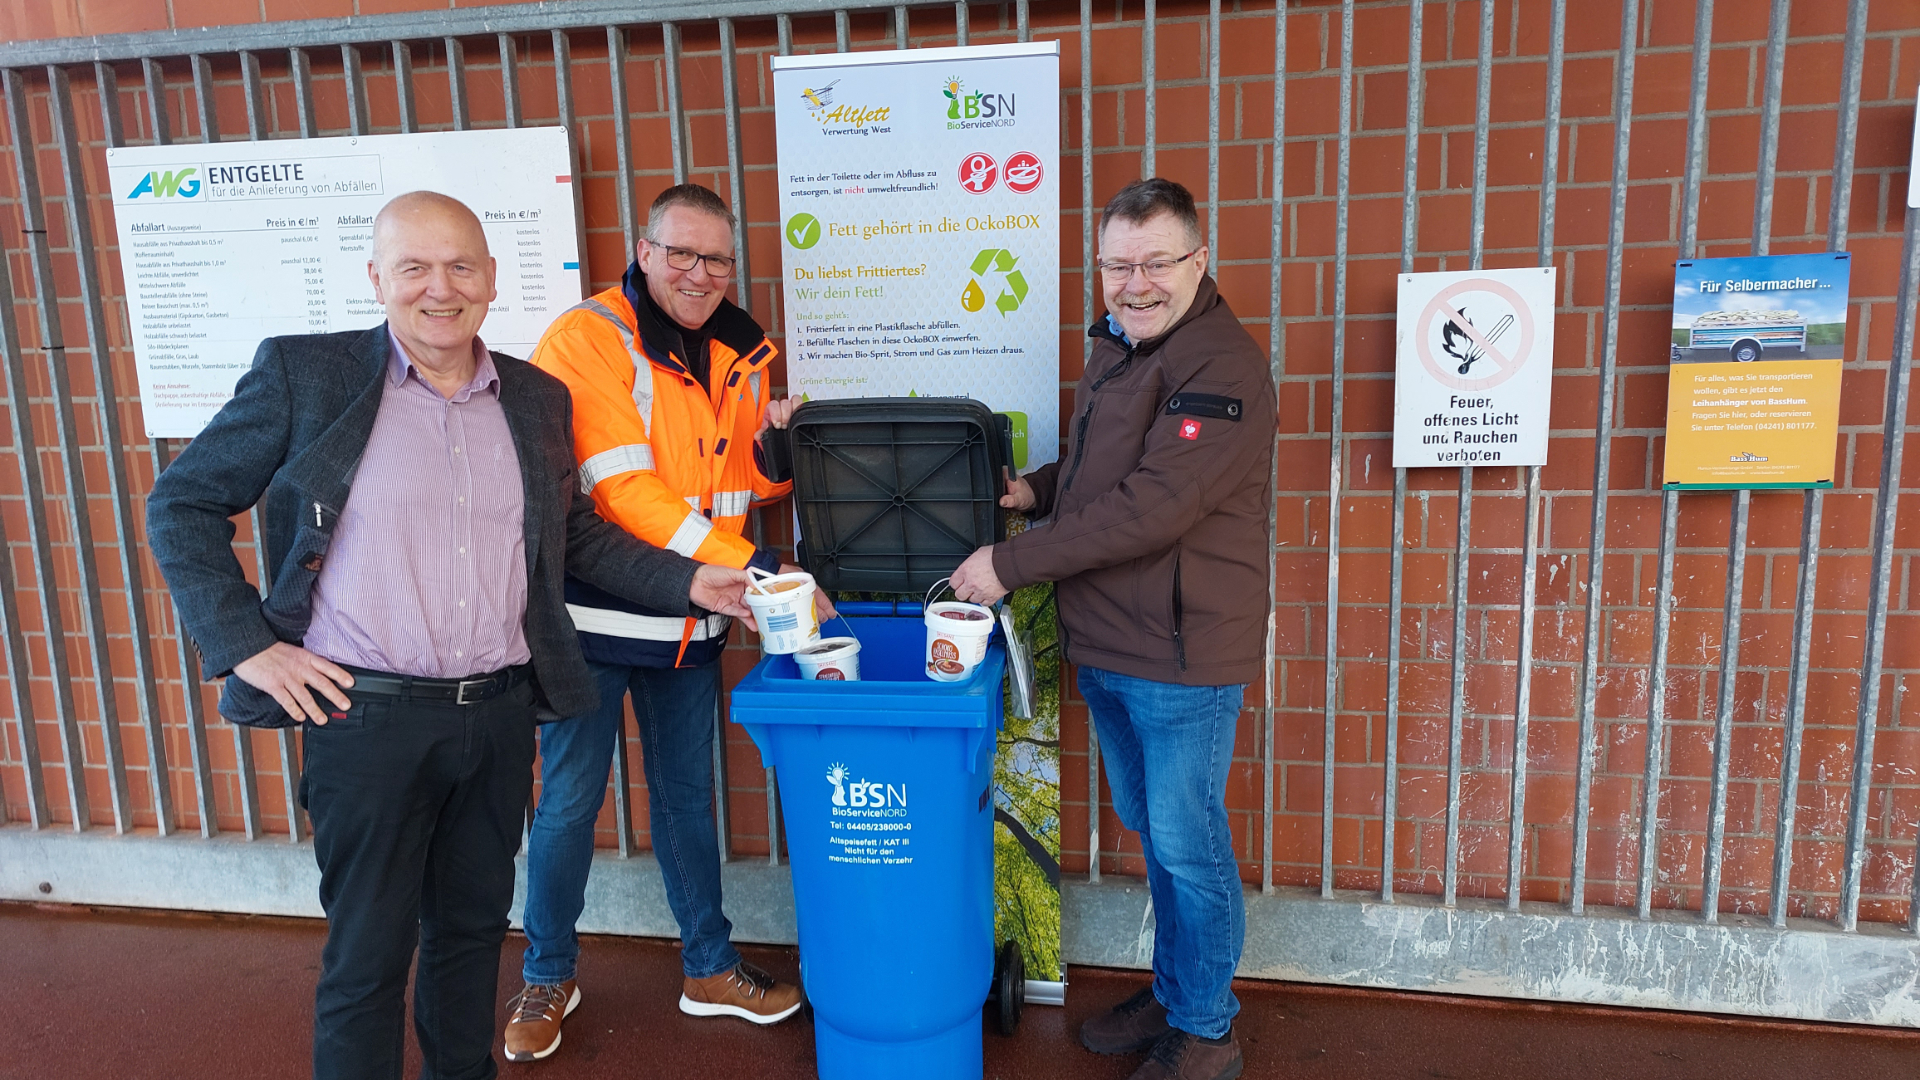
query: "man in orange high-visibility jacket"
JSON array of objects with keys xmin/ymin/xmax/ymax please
[{"xmin": 507, "ymin": 185, "xmax": 823, "ymax": 1061}]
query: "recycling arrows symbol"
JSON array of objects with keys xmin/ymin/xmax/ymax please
[{"xmin": 964, "ymin": 248, "xmax": 1028, "ymax": 316}]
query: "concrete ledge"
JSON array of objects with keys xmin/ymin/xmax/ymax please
[
  {"xmin": 1064, "ymin": 878, "xmax": 1920, "ymax": 1028},
  {"xmin": 0, "ymin": 827, "xmax": 795, "ymax": 939},
  {"xmin": 520, "ymin": 848, "xmax": 798, "ymax": 946},
  {"xmin": 11, "ymin": 828, "xmax": 1920, "ymax": 1027},
  {"xmin": 1, "ymin": 826, "xmax": 326, "ymax": 917}
]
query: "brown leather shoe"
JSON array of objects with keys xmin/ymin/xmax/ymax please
[
  {"xmin": 678, "ymin": 961, "xmax": 804, "ymax": 1025},
  {"xmin": 1127, "ymin": 1030, "xmax": 1243, "ymax": 1080},
  {"xmin": 1081, "ymin": 986, "xmax": 1173, "ymax": 1054},
  {"xmin": 503, "ymin": 980, "xmax": 580, "ymax": 1062}
]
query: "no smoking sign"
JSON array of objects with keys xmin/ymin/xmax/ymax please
[{"xmin": 1393, "ymin": 266, "xmax": 1556, "ymax": 468}]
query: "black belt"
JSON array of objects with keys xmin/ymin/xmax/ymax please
[{"xmin": 341, "ymin": 664, "xmax": 531, "ymax": 705}]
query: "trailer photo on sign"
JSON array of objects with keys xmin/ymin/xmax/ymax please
[
  {"xmin": 1393, "ymin": 267, "xmax": 1556, "ymax": 469},
  {"xmin": 1669, "ymin": 253, "xmax": 1850, "ymax": 363}
]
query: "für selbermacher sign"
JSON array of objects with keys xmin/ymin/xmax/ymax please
[
  {"xmin": 772, "ymin": 42, "xmax": 1060, "ymax": 468},
  {"xmin": 106, "ymin": 128, "xmax": 582, "ymax": 437},
  {"xmin": 1393, "ymin": 267, "xmax": 1557, "ymax": 468},
  {"xmin": 1661, "ymin": 253, "xmax": 1850, "ymax": 488}
]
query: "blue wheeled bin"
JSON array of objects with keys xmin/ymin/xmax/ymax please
[
  {"xmin": 732, "ymin": 611, "xmax": 1004, "ymax": 1078},
  {"xmin": 735, "ymin": 397, "xmax": 1024, "ymax": 1080}
]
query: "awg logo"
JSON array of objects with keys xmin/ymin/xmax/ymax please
[
  {"xmin": 1004, "ymin": 152, "xmax": 1042, "ymax": 194},
  {"xmin": 126, "ymin": 167, "xmax": 201, "ymax": 200},
  {"xmin": 958, "ymin": 153, "xmax": 997, "ymax": 194}
]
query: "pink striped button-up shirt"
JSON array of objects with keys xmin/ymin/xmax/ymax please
[{"xmin": 302, "ymin": 335, "xmax": 531, "ymax": 678}]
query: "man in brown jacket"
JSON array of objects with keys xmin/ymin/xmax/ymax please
[{"xmin": 953, "ymin": 177, "xmax": 1274, "ymax": 1080}]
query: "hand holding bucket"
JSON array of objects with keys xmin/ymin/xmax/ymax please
[
  {"xmin": 744, "ymin": 567, "xmax": 823, "ymax": 654},
  {"xmin": 780, "ymin": 561, "xmax": 839, "ymax": 622},
  {"xmin": 922, "ymin": 577, "xmax": 995, "ymax": 682}
]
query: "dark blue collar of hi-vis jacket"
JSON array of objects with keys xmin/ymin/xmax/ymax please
[{"xmin": 620, "ymin": 260, "xmax": 769, "ymax": 381}]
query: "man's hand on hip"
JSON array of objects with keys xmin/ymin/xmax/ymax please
[
  {"xmin": 232, "ymin": 642, "xmax": 355, "ymax": 726},
  {"xmin": 693, "ymin": 564, "xmax": 757, "ymax": 625},
  {"xmin": 950, "ymin": 546, "xmax": 1009, "ymax": 605}
]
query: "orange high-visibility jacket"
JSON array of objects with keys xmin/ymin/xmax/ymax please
[{"xmin": 531, "ymin": 266, "xmax": 789, "ymax": 667}]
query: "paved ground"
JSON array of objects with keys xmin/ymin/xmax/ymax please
[{"xmin": 6, "ymin": 902, "xmax": 1919, "ymax": 1079}]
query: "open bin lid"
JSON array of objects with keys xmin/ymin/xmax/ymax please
[{"xmin": 785, "ymin": 397, "xmax": 1013, "ymax": 595}]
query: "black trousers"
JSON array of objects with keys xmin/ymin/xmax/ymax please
[{"xmin": 299, "ymin": 679, "xmax": 539, "ymax": 1080}]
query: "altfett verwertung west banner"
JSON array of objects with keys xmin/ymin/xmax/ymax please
[{"xmin": 771, "ymin": 41, "xmax": 1061, "ymax": 469}]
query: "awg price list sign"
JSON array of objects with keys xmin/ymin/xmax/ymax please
[{"xmin": 106, "ymin": 128, "xmax": 582, "ymax": 437}]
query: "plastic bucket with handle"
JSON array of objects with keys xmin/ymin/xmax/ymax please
[
  {"xmin": 922, "ymin": 578, "xmax": 995, "ymax": 683},
  {"xmin": 744, "ymin": 570, "xmax": 822, "ymax": 654},
  {"xmin": 796, "ymin": 636, "xmax": 863, "ymax": 681}
]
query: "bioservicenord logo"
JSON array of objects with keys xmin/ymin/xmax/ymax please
[
  {"xmin": 940, "ymin": 76, "xmax": 1015, "ymax": 129},
  {"xmin": 826, "ymin": 762, "xmax": 908, "ymax": 809}
]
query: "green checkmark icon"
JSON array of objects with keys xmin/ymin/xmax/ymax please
[{"xmin": 786, "ymin": 213, "xmax": 822, "ymax": 250}]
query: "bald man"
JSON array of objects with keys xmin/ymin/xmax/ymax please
[{"xmin": 147, "ymin": 191, "xmax": 758, "ymax": 1080}]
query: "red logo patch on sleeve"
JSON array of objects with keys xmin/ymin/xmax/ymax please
[{"xmin": 1179, "ymin": 418, "xmax": 1202, "ymax": 440}]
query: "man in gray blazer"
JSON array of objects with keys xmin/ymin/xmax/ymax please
[{"xmin": 146, "ymin": 191, "xmax": 755, "ymax": 1080}]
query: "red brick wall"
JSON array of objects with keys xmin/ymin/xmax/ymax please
[{"xmin": 1, "ymin": 0, "xmax": 1918, "ymax": 923}]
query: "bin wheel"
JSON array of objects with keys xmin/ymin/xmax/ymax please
[{"xmin": 992, "ymin": 940, "xmax": 1025, "ymax": 1036}]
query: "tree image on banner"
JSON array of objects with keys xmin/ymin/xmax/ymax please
[
  {"xmin": 995, "ymin": 573, "xmax": 1062, "ymax": 983},
  {"xmin": 963, "ymin": 249, "xmax": 1028, "ymax": 315}
]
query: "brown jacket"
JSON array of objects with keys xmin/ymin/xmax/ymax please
[{"xmin": 993, "ymin": 277, "xmax": 1276, "ymax": 686}]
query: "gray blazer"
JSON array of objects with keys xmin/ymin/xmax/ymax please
[{"xmin": 146, "ymin": 323, "xmax": 701, "ymax": 724}]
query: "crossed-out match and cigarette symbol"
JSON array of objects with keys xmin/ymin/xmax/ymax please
[{"xmin": 1441, "ymin": 307, "xmax": 1515, "ymax": 375}]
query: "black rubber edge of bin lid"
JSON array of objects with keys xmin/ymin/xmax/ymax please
[{"xmin": 785, "ymin": 397, "xmax": 1009, "ymax": 595}]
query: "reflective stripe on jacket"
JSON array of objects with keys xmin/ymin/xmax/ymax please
[{"xmin": 531, "ymin": 265, "xmax": 789, "ymax": 667}]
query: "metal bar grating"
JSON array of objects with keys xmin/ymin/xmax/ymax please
[{"xmin": 0, "ymin": 2, "xmax": 1913, "ymax": 1024}]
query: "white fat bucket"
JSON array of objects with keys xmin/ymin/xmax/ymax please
[
  {"xmin": 795, "ymin": 636, "xmax": 862, "ymax": 681},
  {"xmin": 743, "ymin": 571, "xmax": 821, "ymax": 654},
  {"xmin": 923, "ymin": 577, "xmax": 995, "ymax": 682}
]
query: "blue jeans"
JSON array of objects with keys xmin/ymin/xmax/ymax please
[
  {"xmin": 1079, "ymin": 665, "xmax": 1246, "ymax": 1039},
  {"xmin": 521, "ymin": 660, "xmax": 741, "ymax": 983}
]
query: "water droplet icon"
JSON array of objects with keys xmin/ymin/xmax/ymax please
[{"xmin": 960, "ymin": 278, "xmax": 985, "ymax": 312}]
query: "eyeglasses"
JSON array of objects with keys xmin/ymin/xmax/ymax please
[
  {"xmin": 1097, "ymin": 248, "xmax": 1201, "ymax": 284},
  {"xmin": 653, "ymin": 243, "xmax": 737, "ymax": 278}
]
